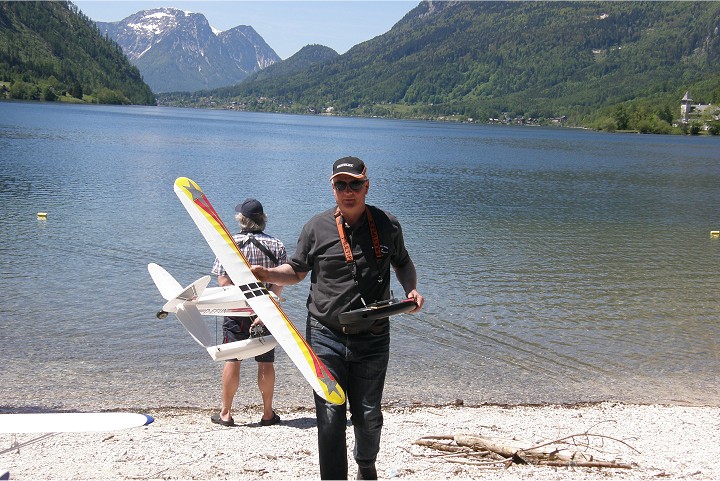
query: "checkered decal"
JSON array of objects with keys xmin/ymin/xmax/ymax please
[{"xmin": 239, "ymin": 282, "xmax": 269, "ymax": 299}]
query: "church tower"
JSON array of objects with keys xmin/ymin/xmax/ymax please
[{"xmin": 681, "ymin": 91, "xmax": 693, "ymax": 124}]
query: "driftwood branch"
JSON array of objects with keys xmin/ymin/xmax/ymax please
[
  {"xmin": 414, "ymin": 431, "xmax": 636, "ymax": 470},
  {"xmin": 414, "ymin": 437, "xmax": 475, "ymax": 454}
]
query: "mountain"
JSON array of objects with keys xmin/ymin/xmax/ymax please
[
  {"xmin": 245, "ymin": 44, "xmax": 338, "ymax": 83},
  {"xmin": 200, "ymin": 44, "xmax": 339, "ymax": 101},
  {"xmin": 0, "ymin": 1, "xmax": 155, "ymax": 105},
  {"xmin": 167, "ymin": 1, "xmax": 720, "ymax": 130},
  {"xmin": 96, "ymin": 7, "xmax": 281, "ymax": 93}
]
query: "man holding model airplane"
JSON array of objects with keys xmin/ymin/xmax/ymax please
[
  {"xmin": 211, "ymin": 198, "xmax": 287, "ymax": 427},
  {"xmin": 253, "ymin": 156, "xmax": 424, "ymax": 480}
]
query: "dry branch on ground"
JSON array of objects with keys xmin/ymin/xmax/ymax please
[{"xmin": 414, "ymin": 430, "xmax": 636, "ymax": 470}]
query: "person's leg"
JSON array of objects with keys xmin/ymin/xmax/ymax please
[
  {"xmin": 220, "ymin": 360, "xmax": 240, "ymax": 422},
  {"xmin": 257, "ymin": 361, "xmax": 276, "ymax": 421},
  {"xmin": 315, "ymin": 393, "xmax": 349, "ymax": 479},
  {"xmin": 216, "ymin": 316, "xmax": 250, "ymax": 424},
  {"xmin": 308, "ymin": 316, "xmax": 349, "ymax": 480},
  {"xmin": 347, "ymin": 329, "xmax": 390, "ymax": 480},
  {"xmin": 255, "ymin": 329, "xmax": 278, "ymax": 424}
]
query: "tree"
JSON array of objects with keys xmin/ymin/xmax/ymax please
[
  {"xmin": 9, "ymin": 80, "xmax": 38, "ymax": 100},
  {"xmin": 657, "ymin": 105, "xmax": 673, "ymax": 125},
  {"xmin": 613, "ymin": 104, "xmax": 630, "ymax": 130},
  {"xmin": 42, "ymin": 86, "xmax": 57, "ymax": 101},
  {"xmin": 707, "ymin": 121, "xmax": 720, "ymax": 135},
  {"xmin": 67, "ymin": 80, "xmax": 83, "ymax": 99},
  {"xmin": 96, "ymin": 88, "xmax": 128, "ymax": 105}
]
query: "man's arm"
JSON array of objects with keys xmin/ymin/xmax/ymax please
[
  {"xmin": 393, "ymin": 259, "xmax": 424, "ymax": 313},
  {"xmin": 219, "ymin": 269, "xmax": 283, "ymax": 295},
  {"xmin": 252, "ymin": 263, "xmax": 307, "ymax": 286}
]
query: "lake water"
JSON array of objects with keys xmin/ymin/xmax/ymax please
[{"xmin": 1, "ymin": 101, "xmax": 718, "ymax": 411}]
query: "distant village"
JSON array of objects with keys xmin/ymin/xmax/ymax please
[
  {"xmin": 147, "ymin": 89, "xmax": 720, "ymax": 134},
  {"xmin": 488, "ymin": 90, "xmax": 720, "ymax": 132}
]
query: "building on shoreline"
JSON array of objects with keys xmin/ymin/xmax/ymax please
[{"xmin": 680, "ymin": 91, "xmax": 719, "ymax": 125}]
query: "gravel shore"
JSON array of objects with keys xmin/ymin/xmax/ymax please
[{"xmin": 2, "ymin": 402, "xmax": 718, "ymax": 480}]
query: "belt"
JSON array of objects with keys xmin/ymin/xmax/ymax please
[
  {"xmin": 339, "ymin": 322, "xmax": 389, "ymax": 336},
  {"xmin": 341, "ymin": 325, "xmax": 370, "ymax": 335}
]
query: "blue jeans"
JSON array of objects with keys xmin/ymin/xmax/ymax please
[{"xmin": 307, "ymin": 316, "xmax": 390, "ymax": 480}]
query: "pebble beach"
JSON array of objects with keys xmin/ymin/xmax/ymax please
[{"xmin": 2, "ymin": 402, "xmax": 719, "ymax": 480}]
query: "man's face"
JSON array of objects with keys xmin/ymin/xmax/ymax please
[{"xmin": 332, "ymin": 175, "xmax": 369, "ymax": 212}]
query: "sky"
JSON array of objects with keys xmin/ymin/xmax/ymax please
[{"xmin": 73, "ymin": 1, "xmax": 418, "ymax": 59}]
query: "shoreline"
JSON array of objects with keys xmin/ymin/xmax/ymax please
[{"xmin": 2, "ymin": 402, "xmax": 718, "ymax": 480}]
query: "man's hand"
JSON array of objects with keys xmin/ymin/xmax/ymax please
[
  {"xmin": 250, "ymin": 265, "xmax": 267, "ymax": 281},
  {"xmin": 406, "ymin": 289, "xmax": 424, "ymax": 313}
]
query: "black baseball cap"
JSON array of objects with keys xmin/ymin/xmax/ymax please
[
  {"xmin": 235, "ymin": 198, "xmax": 264, "ymax": 218},
  {"xmin": 330, "ymin": 156, "xmax": 367, "ymax": 180}
]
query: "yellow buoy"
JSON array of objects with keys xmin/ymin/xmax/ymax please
[
  {"xmin": 37, "ymin": 212, "xmax": 47, "ymax": 219},
  {"xmin": 711, "ymin": 230, "xmax": 719, "ymax": 238}
]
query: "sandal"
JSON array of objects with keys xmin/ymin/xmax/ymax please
[
  {"xmin": 211, "ymin": 413, "xmax": 235, "ymax": 427},
  {"xmin": 260, "ymin": 411, "xmax": 280, "ymax": 426}
]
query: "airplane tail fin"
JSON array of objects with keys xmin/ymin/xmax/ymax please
[
  {"xmin": 160, "ymin": 275, "xmax": 211, "ymax": 314},
  {"xmin": 147, "ymin": 263, "xmax": 212, "ymax": 314}
]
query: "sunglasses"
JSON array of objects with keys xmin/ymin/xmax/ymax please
[{"xmin": 334, "ymin": 179, "xmax": 366, "ymax": 192}]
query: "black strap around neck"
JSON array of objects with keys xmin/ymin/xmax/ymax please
[{"xmin": 239, "ymin": 232, "xmax": 278, "ymax": 265}]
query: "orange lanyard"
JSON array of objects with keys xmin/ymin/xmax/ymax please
[{"xmin": 335, "ymin": 207, "xmax": 382, "ymax": 264}]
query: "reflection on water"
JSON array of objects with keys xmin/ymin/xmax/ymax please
[{"xmin": 1, "ymin": 102, "xmax": 719, "ymax": 410}]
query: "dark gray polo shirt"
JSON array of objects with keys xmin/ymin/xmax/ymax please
[{"xmin": 288, "ymin": 205, "xmax": 411, "ymax": 331}]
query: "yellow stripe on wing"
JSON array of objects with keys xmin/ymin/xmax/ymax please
[
  {"xmin": 175, "ymin": 177, "xmax": 252, "ymax": 270},
  {"xmin": 269, "ymin": 296, "xmax": 345, "ymax": 404}
]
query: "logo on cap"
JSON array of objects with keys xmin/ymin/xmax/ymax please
[{"xmin": 331, "ymin": 156, "xmax": 367, "ymax": 180}]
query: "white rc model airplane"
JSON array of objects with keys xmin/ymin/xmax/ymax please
[
  {"xmin": 147, "ymin": 177, "xmax": 345, "ymax": 406},
  {"xmin": 147, "ymin": 262, "xmax": 279, "ymax": 362}
]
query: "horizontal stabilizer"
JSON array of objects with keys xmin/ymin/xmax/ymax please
[
  {"xmin": 175, "ymin": 303, "xmax": 214, "ymax": 347},
  {"xmin": 161, "ymin": 275, "xmax": 211, "ymax": 313},
  {"xmin": 147, "ymin": 263, "xmax": 212, "ymax": 314}
]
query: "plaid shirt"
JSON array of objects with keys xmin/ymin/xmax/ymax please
[{"xmin": 211, "ymin": 232, "xmax": 287, "ymax": 291}]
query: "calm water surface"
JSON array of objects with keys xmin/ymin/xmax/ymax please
[{"xmin": 1, "ymin": 101, "xmax": 718, "ymax": 411}]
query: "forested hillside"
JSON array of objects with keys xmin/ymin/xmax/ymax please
[
  {"xmin": 0, "ymin": 1, "xmax": 155, "ymax": 105},
  {"xmin": 163, "ymin": 1, "xmax": 720, "ymax": 130}
]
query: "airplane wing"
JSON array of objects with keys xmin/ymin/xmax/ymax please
[{"xmin": 173, "ymin": 177, "xmax": 345, "ymax": 405}]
